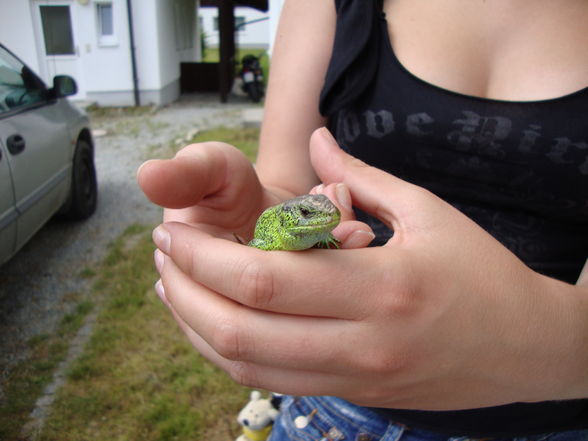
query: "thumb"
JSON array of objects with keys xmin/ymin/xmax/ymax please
[
  {"xmin": 138, "ymin": 142, "xmax": 257, "ymax": 210},
  {"xmin": 309, "ymin": 127, "xmax": 422, "ymax": 230}
]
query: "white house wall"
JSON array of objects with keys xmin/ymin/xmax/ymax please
[
  {"xmin": 0, "ymin": 0, "xmax": 42, "ymax": 73},
  {"xmin": 0, "ymin": 0, "xmax": 134, "ymax": 104},
  {"xmin": 140, "ymin": 0, "xmax": 199, "ymax": 106},
  {"xmin": 88, "ymin": 0, "xmax": 199, "ymax": 106},
  {"xmin": 0, "ymin": 0, "xmax": 199, "ymax": 107},
  {"xmin": 200, "ymin": 6, "xmax": 269, "ymax": 50},
  {"xmin": 81, "ymin": 0, "xmax": 135, "ymax": 105}
]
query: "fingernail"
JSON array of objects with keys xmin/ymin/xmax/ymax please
[
  {"xmin": 136, "ymin": 159, "xmax": 154, "ymax": 180},
  {"xmin": 155, "ymin": 279, "xmax": 169, "ymax": 306},
  {"xmin": 154, "ymin": 249, "xmax": 165, "ymax": 273},
  {"xmin": 344, "ymin": 230, "xmax": 375, "ymax": 249},
  {"xmin": 335, "ymin": 183, "xmax": 352, "ymax": 212},
  {"xmin": 153, "ymin": 225, "xmax": 171, "ymax": 254},
  {"xmin": 313, "ymin": 183, "xmax": 325, "ymax": 194},
  {"xmin": 320, "ymin": 127, "xmax": 338, "ymax": 146}
]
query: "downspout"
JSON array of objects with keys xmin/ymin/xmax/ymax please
[{"xmin": 126, "ymin": 0, "xmax": 140, "ymax": 106}]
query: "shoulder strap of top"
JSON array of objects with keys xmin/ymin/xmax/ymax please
[{"xmin": 319, "ymin": 0, "xmax": 384, "ymax": 116}]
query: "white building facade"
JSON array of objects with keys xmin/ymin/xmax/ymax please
[
  {"xmin": 199, "ymin": 5, "xmax": 270, "ymax": 50},
  {"xmin": 0, "ymin": 0, "xmax": 200, "ymax": 106}
]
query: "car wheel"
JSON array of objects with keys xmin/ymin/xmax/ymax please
[{"xmin": 62, "ymin": 139, "xmax": 97, "ymax": 220}]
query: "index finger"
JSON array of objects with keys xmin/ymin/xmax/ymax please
[{"xmin": 154, "ymin": 222, "xmax": 395, "ymax": 320}]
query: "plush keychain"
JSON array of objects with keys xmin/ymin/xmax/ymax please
[{"xmin": 235, "ymin": 391, "xmax": 282, "ymax": 441}]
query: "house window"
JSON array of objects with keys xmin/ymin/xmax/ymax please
[
  {"xmin": 173, "ymin": 0, "xmax": 194, "ymax": 51},
  {"xmin": 98, "ymin": 4, "xmax": 113, "ymax": 36},
  {"xmin": 40, "ymin": 5, "xmax": 75, "ymax": 55},
  {"xmin": 96, "ymin": 2, "xmax": 116, "ymax": 46}
]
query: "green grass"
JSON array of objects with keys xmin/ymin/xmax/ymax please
[
  {"xmin": 0, "ymin": 300, "xmax": 94, "ymax": 441},
  {"xmin": 186, "ymin": 126, "xmax": 260, "ymax": 162},
  {"xmin": 35, "ymin": 127, "xmax": 260, "ymax": 440},
  {"xmin": 37, "ymin": 225, "xmax": 252, "ymax": 441},
  {"xmin": 156, "ymin": 125, "xmax": 260, "ymax": 162}
]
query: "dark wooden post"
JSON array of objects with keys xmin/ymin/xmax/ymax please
[{"xmin": 218, "ymin": 0, "xmax": 235, "ymax": 102}]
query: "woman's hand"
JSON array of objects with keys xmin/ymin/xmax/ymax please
[
  {"xmin": 152, "ymin": 129, "xmax": 588, "ymax": 410},
  {"xmin": 138, "ymin": 140, "xmax": 373, "ymax": 247},
  {"xmin": 137, "ymin": 142, "xmax": 271, "ymax": 242}
]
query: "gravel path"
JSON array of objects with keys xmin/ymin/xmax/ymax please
[{"xmin": 0, "ymin": 94, "xmax": 259, "ymax": 402}]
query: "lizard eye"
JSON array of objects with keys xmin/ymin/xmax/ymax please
[{"xmin": 299, "ymin": 207, "xmax": 311, "ymax": 218}]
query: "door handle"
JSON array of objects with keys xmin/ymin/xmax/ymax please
[{"xmin": 7, "ymin": 134, "xmax": 25, "ymax": 155}]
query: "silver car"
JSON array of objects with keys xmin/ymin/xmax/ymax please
[{"xmin": 0, "ymin": 44, "xmax": 97, "ymax": 265}]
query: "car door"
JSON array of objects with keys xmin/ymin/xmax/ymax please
[
  {"xmin": 0, "ymin": 45, "xmax": 72, "ymax": 251},
  {"xmin": 0, "ymin": 137, "xmax": 17, "ymax": 264}
]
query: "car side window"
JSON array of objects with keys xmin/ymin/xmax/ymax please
[{"xmin": 0, "ymin": 46, "xmax": 46, "ymax": 115}]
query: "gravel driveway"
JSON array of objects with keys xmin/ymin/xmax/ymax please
[{"xmin": 0, "ymin": 94, "xmax": 259, "ymax": 400}]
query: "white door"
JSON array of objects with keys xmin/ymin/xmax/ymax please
[{"xmin": 33, "ymin": 1, "xmax": 85, "ymax": 99}]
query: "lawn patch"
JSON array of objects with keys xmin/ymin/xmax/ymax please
[
  {"xmin": 0, "ymin": 301, "xmax": 93, "ymax": 441},
  {"xmin": 38, "ymin": 225, "xmax": 251, "ymax": 441}
]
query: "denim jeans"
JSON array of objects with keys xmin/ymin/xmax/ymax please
[{"xmin": 267, "ymin": 396, "xmax": 588, "ymax": 441}]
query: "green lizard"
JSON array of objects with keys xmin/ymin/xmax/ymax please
[{"xmin": 246, "ymin": 194, "xmax": 341, "ymax": 251}]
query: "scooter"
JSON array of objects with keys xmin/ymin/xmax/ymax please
[{"xmin": 239, "ymin": 54, "xmax": 264, "ymax": 103}]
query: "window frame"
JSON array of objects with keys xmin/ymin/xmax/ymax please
[{"xmin": 96, "ymin": 1, "xmax": 117, "ymax": 47}]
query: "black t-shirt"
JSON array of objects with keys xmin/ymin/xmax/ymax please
[{"xmin": 319, "ymin": 0, "xmax": 588, "ymax": 436}]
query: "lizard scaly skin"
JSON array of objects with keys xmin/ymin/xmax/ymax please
[{"xmin": 248, "ymin": 194, "xmax": 341, "ymax": 250}]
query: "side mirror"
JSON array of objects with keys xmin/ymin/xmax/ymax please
[{"xmin": 52, "ymin": 75, "xmax": 77, "ymax": 98}]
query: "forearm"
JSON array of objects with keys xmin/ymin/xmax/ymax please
[
  {"xmin": 540, "ymin": 270, "xmax": 588, "ymax": 400},
  {"xmin": 571, "ymin": 258, "xmax": 588, "ymax": 397},
  {"xmin": 577, "ymin": 258, "xmax": 588, "ymax": 285},
  {"xmin": 255, "ymin": 0, "xmax": 336, "ymax": 197}
]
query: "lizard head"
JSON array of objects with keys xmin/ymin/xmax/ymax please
[
  {"xmin": 249, "ymin": 194, "xmax": 342, "ymax": 250},
  {"xmin": 279, "ymin": 194, "xmax": 341, "ymax": 231}
]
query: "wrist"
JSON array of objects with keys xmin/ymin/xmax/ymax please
[{"xmin": 261, "ymin": 183, "xmax": 306, "ymax": 207}]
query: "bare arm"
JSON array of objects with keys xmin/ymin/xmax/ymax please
[
  {"xmin": 578, "ymin": 258, "xmax": 588, "ymax": 286},
  {"xmin": 255, "ymin": 0, "xmax": 337, "ymax": 200}
]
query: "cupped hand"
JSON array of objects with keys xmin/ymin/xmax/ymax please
[
  {"xmin": 138, "ymin": 140, "xmax": 373, "ymax": 247},
  {"xmin": 152, "ymin": 129, "xmax": 585, "ymax": 410},
  {"xmin": 137, "ymin": 142, "xmax": 269, "ymax": 240}
]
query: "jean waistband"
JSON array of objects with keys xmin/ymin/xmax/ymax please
[{"xmin": 296, "ymin": 396, "xmax": 394, "ymax": 436}]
